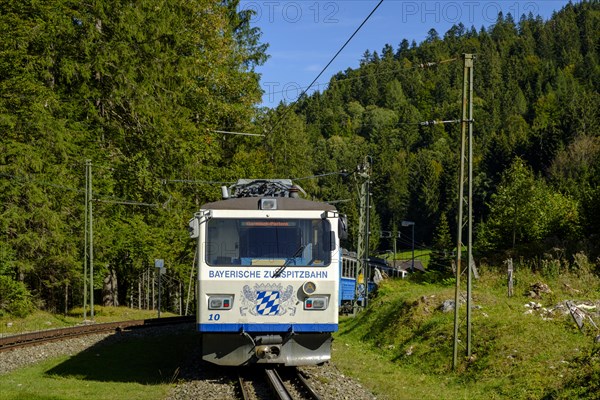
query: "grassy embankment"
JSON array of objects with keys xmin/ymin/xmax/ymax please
[{"xmin": 333, "ymin": 264, "xmax": 600, "ymax": 399}]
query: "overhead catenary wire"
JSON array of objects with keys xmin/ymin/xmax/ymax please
[
  {"xmin": 2, "ymin": 166, "xmax": 354, "ymax": 201},
  {"xmin": 213, "ymin": 130, "xmax": 265, "ymax": 137},
  {"xmin": 0, "ymin": 55, "xmax": 460, "ymax": 114},
  {"xmin": 284, "ymin": 118, "xmax": 461, "ymax": 130},
  {"xmin": 93, "ymin": 198, "xmax": 160, "ymax": 207},
  {"xmin": 265, "ymin": 55, "xmax": 462, "ymax": 131},
  {"xmin": 0, "ymin": 169, "xmax": 163, "ymax": 208},
  {"xmin": 162, "ymin": 170, "xmax": 351, "ymax": 186},
  {"xmin": 267, "ymin": 56, "xmax": 459, "ymax": 98},
  {"xmin": 0, "ymin": 172, "xmax": 84, "ymax": 193},
  {"xmin": 270, "ymin": 55, "xmax": 463, "ymax": 134},
  {"xmin": 291, "ymin": 170, "xmax": 349, "ymax": 181},
  {"xmin": 268, "ymin": 0, "xmax": 385, "ymax": 134},
  {"xmin": 420, "ymin": 119, "xmax": 462, "ymax": 126},
  {"xmin": 161, "ymin": 179, "xmax": 235, "ymax": 185},
  {"xmin": 1, "ymin": 164, "xmax": 453, "ymax": 270}
]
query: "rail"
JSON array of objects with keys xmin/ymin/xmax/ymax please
[
  {"xmin": 295, "ymin": 369, "xmax": 322, "ymax": 400},
  {"xmin": 237, "ymin": 373, "xmax": 252, "ymax": 400},
  {"xmin": 0, "ymin": 315, "xmax": 194, "ymax": 352},
  {"xmin": 265, "ymin": 368, "xmax": 294, "ymax": 400}
]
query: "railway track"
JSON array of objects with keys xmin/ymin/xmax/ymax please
[
  {"xmin": 238, "ymin": 367, "xmax": 321, "ymax": 400},
  {"xmin": 0, "ymin": 315, "xmax": 194, "ymax": 352}
]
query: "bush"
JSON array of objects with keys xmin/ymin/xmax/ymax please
[{"xmin": 0, "ymin": 275, "xmax": 35, "ymax": 317}]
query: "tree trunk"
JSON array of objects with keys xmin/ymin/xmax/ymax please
[
  {"xmin": 64, "ymin": 281, "xmax": 69, "ymax": 315},
  {"xmin": 102, "ymin": 268, "xmax": 119, "ymax": 307}
]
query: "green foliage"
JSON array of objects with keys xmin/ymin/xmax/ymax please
[
  {"xmin": 263, "ymin": 108, "xmax": 312, "ymax": 179},
  {"xmin": 0, "ymin": 0, "xmax": 267, "ymax": 313},
  {"xmin": 477, "ymin": 158, "xmax": 581, "ymax": 254},
  {"xmin": 552, "ymin": 349, "xmax": 600, "ymax": 399},
  {"xmin": 0, "ymin": 276, "xmax": 35, "ymax": 317},
  {"xmin": 429, "ymin": 213, "xmax": 453, "ymax": 275},
  {"xmin": 432, "ymin": 213, "xmax": 452, "ymax": 251}
]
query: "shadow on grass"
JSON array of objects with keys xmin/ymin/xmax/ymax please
[{"xmin": 46, "ymin": 325, "xmax": 199, "ymax": 385}]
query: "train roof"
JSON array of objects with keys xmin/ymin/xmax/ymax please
[{"xmin": 201, "ymin": 196, "xmax": 337, "ymax": 211}]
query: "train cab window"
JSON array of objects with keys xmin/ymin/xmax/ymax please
[
  {"xmin": 240, "ymin": 225, "xmax": 300, "ymax": 258},
  {"xmin": 205, "ymin": 218, "xmax": 332, "ymax": 267}
]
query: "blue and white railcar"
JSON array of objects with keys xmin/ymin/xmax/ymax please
[
  {"xmin": 188, "ymin": 180, "xmax": 343, "ymax": 366},
  {"xmin": 339, "ymin": 250, "xmax": 377, "ymax": 313},
  {"xmin": 340, "ymin": 250, "xmax": 360, "ymax": 307}
]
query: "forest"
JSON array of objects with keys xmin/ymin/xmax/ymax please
[{"xmin": 0, "ymin": 0, "xmax": 598, "ymax": 316}]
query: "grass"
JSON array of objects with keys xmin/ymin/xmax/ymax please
[
  {"xmin": 332, "ymin": 266, "xmax": 600, "ymax": 399},
  {"xmin": 0, "ymin": 307, "xmax": 178, "ymax": 336},
  {"xmin": 0, "ymin": 326, "xmax": 197, "ymax": 400},
  {"xmin": 380, "ymin": 249, "xmax": 432, "ymax": 269}
]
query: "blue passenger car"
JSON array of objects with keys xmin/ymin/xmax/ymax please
[{"xmin": 339, "ymin": 250, "xmax": 377, "ymax": 313}]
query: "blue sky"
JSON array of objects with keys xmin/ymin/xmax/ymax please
[{"xmin": 241, "ymin": 0, "xmax": 574, "ymax": 107}]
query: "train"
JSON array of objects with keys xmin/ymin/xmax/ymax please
[
  {"xmin": 188, "ymin": 179, "xmax": 345, "ymax": 366},
  {"xmin": 339, "ymin": 250, "xmax": 378, "ymax": 314}
]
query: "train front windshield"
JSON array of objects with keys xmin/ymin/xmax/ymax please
[{"xmin": 205, "ymin": 219, "xmax": 332, "ymax": 267}]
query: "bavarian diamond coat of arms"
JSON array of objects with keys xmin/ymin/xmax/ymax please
[{"xmin": 241, "ymin": 283, "xmax": 296, "ymax": 316}]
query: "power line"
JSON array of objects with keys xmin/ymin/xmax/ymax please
[
  {"xmin": 325, "ymin": 199, "xmax": 352, "ymax": 204},
  {"xmin": 163, "ymin": 170, "xmax": 351, "ymax": 186},
  {"xmin": 268, "ymin": 0, "xmax": 385, "ymax": 133},
  {"xmin": 268, "ymin": 55, "xmax": 461, "ymax": 130},
  {"xmin": 0, "ymin": 171, "xmax": 163, "ymax": 207},
  {"xmin": 93, "ymin": 198, "xmax": 160, "ymax": 207},
  {"xmin": 2, "ymin": 55, "xmax": 460, "ymax": 109},
  {"xmin": 288, "ymin": 117, "xmax": 460, "ymax": 130},
  {"xmin": 420, "ymin": 119, "xmax": 461, "ymax": 126},
  {"xmin": 161, "ymin": 179, "xmax": 234, "ymax": 185},
  {"xmin": 213, "ymin": 130, "xmax": 265, "ymax": 137},
  {"xmin": 291, "ymin": 170, "xmax": 349, "ymax": 181},
  {"xmin": 267, "ymin": 56, "xmax": 458, "ymax": 98},
  {"xmin": 0, "ymin": 172, "xmax": 83, "ymax": 193}
]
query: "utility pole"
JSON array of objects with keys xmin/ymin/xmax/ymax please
[
  {"xmin": 83, "ymin": 159, "xmax": 95, "ymax": 320},
  {"xmin": 453, "ymin": 53, "xmax": 474, "ymax": 369},
  {"xmin": 83, "ymin": 160, "xmax": 89, "ymax": 320},
  {"xmin": 354, "ymin": 157, "xmax": 371, "ymax": 313},
  {"xmin": 393, "ymin": 223, "xmax": 398, "ymax": 260},
  {"xmin": 155, "ymin": 259, "xmax": 165, "ymax": 318},
  {"xmin": 88, "ymin": 160, "xmax": 95, "ymax": 320}
]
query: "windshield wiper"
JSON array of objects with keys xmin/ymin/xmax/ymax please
[{"xmin": 272, "ymin": 245, "xmax": 305, "ymax": 278}]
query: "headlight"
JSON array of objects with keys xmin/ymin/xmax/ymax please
[
  {"xmin": 302, "ymin": 281, "xmax": 317, "ymax": 296},
  {"xmin": 304, "ymin": 296, "xmax": 328, "ymax": 310},
  {"xmin": 260, "ymin": 198, "xmax": 277, "ymax": 210},
  {"xmin": 208, "ymin": 295, "xmax": 233, "ymax": 310}
]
